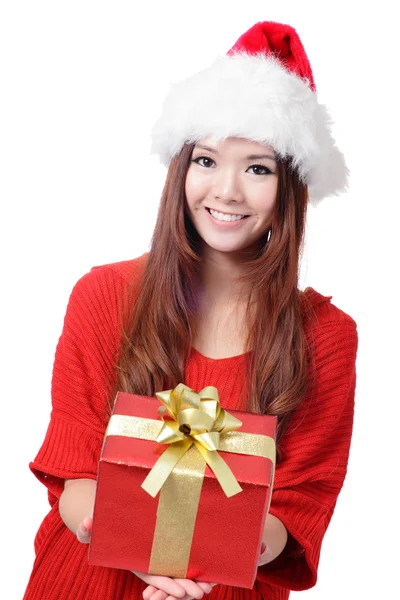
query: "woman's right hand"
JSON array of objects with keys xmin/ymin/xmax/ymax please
[
  {"xmin": 132, "ymin": 572, "xmax": 214, "ymax": 600},
  {"xmin": 59, "ymin": 478, "xmax": 97, "ymax": 540}
]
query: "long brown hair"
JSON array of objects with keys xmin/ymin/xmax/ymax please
[{"xmin": 116, "ymin": 143, "xmax": 312, "ymax": 463}]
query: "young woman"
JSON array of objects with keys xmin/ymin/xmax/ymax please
[{"xmin": 23, "ymin": 21, "xmax": 358, "ymax": 600}]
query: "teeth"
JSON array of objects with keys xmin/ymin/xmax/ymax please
[{"xmin": 209, "ymin": 208, "xmax": 246, "ymax": 222}]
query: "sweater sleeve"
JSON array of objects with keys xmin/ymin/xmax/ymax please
[
  {"xmin": 257, "ymin": 311, "xmax": 358, "ymax": 593},
  {"xmin": 29, "ymin": 266, "xmax": 129, "ymax": 502}
]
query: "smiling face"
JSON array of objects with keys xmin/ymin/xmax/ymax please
[{"xmin": 184, "ymin": 137, "xmax": 278, "ymax": 256}]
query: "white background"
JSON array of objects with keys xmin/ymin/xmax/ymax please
[{"xmin": 1, "ymin": 1, "xmax": 398, "ymax": 598}]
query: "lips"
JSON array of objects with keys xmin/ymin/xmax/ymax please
[{"xmin": 206, "ymin": 207, "xmax": 249, "ymax": 217}]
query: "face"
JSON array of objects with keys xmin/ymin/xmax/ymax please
[{"xmin": 185, "ymin": 136, "xmax": 278, "ymax": 255}]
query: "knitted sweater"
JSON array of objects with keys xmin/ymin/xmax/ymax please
[{"xmin": 23, "ymin": 253, "xmax": 358, "ymax": 600}]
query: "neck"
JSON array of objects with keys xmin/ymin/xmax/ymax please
[{"xmin": 198, "ymin": 246, "xmax": 253, "ymax": 306}]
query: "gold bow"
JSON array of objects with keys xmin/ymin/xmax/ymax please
[{"xmin": 141, "ymin": 383, "xmax": 244, "ymax": 498}]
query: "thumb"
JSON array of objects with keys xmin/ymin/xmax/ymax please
[
  {"xmin": 76, "ymin": 517, "xmax": 93, "ymax": 544},
  {"xmin": 258, "ymin": 542, "xmax": 272, "ymax": 565}
]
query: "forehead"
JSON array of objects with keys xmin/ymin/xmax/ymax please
[{"xmin": 195, "ymin": 136, "xmax": 276, "ymax": 156}]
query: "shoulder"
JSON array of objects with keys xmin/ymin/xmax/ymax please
[
  {"xmin": 62, "ymin": 253, "xmax": 149, "ymax": 326},
  {"xmin": 86, "ymin": 252, "xmax": 149, "ymax": 287},
  {"xmin": 69, "ymin": 252, "xmax": 149, "ymax": 298},
  {"xmin": 301, "ymin": 287, "xmax": 358, "ymax": 364},
  {"xmin": 90, "ymin": 252, "xmax": 149, "ymax": 285},
  {"xmin": 301, "ymin": 286, "xmax": 357, "ymax": 331}
]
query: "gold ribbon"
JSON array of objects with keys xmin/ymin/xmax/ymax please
[
  {"xmin": 141, "ymin": 383, "xmax": 244, "ymax": 498},
  {"xmin": 105, "ymin": 384, "xmax": 276, "ymax": 577}
]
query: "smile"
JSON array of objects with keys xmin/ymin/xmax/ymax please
[{"xmin": 207, "ymin": 208, "xmax": 249, "ymax": 222}]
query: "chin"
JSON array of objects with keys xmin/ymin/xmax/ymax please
[{"xmin": 203, "ymin": 240, "xmax": 249, "ymax": 254}]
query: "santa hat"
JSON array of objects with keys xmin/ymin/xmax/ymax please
[{"xmin": 151, "ymin": 21, "xmax": 348, "ymax": 206}]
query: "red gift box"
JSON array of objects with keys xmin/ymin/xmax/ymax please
[{"xmin": 89, "ymin": 386, "xmax": 277, "ymax": 589}]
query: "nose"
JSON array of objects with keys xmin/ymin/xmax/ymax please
[{"xmin": 212, "ymin": 167, "xmax": 243, "ymax": 204}]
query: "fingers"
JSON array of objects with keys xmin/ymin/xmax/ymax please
[
  {"xmin": 133, "ymin": 572, "xmax": 186, "ymax": 598},
  {"xmin": 149, "ymin": 590, "xmax": 170, "ymax": 600},
  {"xmin": 76, "ymin": 517, "xmax": 93, "ymax": 544},
  {"xmin": 173, "ymin": 579, "xmax": 207, "ymax": 599},
  {"xmin": 142, "ymin": 586, "xmax": 160, "ymax": 600},
  {"xmin": 195, "ymin": 582, "xmax": 213, "ymax": 594},
  {"xmin": 142, "ymin": 579, "xmax": 216, "ymax": 600},
  {"xmin": 138, "ymin": 573, "xmax": 216, "ymax": 600},
  {"xmin": 163, "ymin": 584, "xmax": 215, "ymax": 600}
]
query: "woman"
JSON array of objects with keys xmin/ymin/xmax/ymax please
[{"xmin": 23, "ymin": 21, "xmax": 358, "ymax": 600}]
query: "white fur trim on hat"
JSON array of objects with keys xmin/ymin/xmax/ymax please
[{"xmin": 151, "ymin": 53, "xmax": 348, "ymax": 206}]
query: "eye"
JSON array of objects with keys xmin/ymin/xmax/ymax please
[
  {"xmin": 247, "ymin": 164, "xmax": 273, "ymax": 176},
  {"xmin": 192, "ymin": 156, "xmax": 215, "ymax": 169}
]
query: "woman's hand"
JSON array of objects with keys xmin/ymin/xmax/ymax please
[
  {"xmin": 59, "ymin": 478, "xmax": 96, "ymax": 539},
  {"xmin": 138, "ymin": 540, "xmax": 270, "ymax": 600},
  {"xmin": 132, "ymin": 572, "xmax": 216, "ymax": 600},
  {"xmin": 258, "ymin": 541, "xmax": 272, "ymax": 566},
  {"xmin": 75, "ymin": 518, "xmax": 214, "ymax": 599},
  {"xmin": 76, "ymin": 516, "xmax": 93, "ymax": 544}
]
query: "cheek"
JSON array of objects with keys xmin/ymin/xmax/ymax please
[
  {"xmin": 253, "ymin": 189, "xmax": 277, "ymax": 220},
  {"xmin": 185, "ymin": 173, "xmax": 198, "ymax": 212},
  {"xmin": 185, "ymin": 170, "xmax": 208, "ymax": 210}
]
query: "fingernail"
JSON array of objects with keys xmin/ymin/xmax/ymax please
[{"xmin": 261, "ymin": 542, "xmax": 266, "ymax": 554}]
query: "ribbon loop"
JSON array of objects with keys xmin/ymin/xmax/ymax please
[{"xmin": 142, "ymin": 384, "xmax": 244, "ymax": 497}]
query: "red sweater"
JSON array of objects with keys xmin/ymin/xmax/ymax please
[{"xmin": 23, "ymin": 253, "xmax": 358, "ymax": 600}]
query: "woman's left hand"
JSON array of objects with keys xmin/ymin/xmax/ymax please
[
  {"xmin": 142, "ymin": 579, "xmax": 217, "ymax": 600},
  {"xmin": 258, "ymin": 542, "xmax": 272, "ymax": 566}
]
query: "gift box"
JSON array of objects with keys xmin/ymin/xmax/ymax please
[{"xmin": 88, "ymin": 384, "xmax": 277, "ymax": 589}]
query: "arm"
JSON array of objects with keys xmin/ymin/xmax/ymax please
[
  {"xmin": 59, "ymin": 478, "xmax": 97, "ymax": 540},
  {"xmin": 257, "ymin": 314, "xmax": 358, "ymax": 591}
]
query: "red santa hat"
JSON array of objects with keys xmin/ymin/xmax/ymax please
[{"xmin": 151, "ymin": 21, "xmax": 348, "ymax": 206}]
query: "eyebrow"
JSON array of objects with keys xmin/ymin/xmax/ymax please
[{"xmin": 194, "ymin": 144, "xmax": 277, "ymax": 162}]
